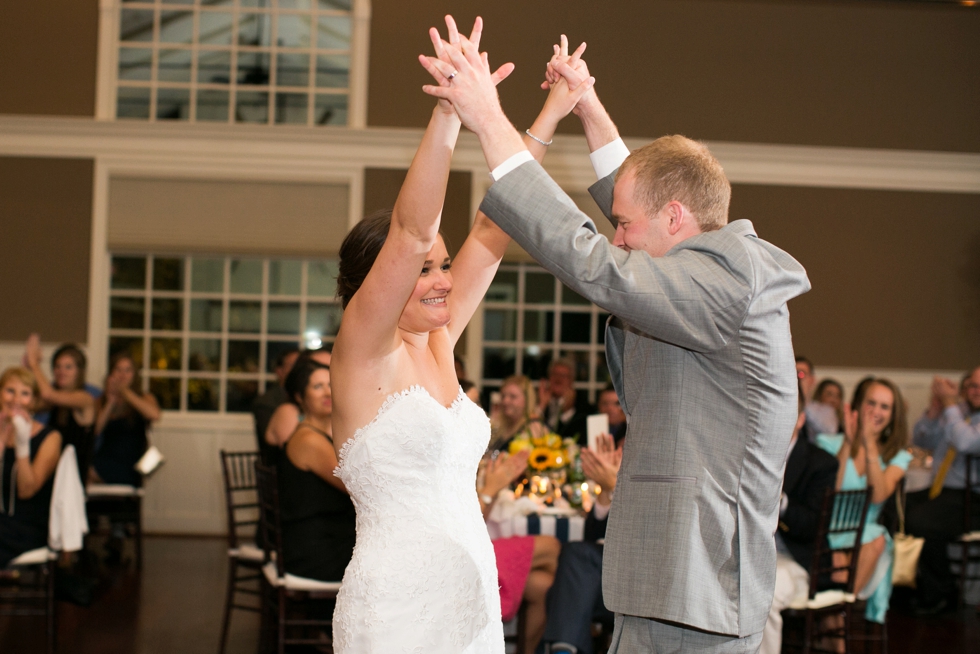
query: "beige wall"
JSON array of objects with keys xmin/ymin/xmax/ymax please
[
  {"xmin": 0, "ymin": 1, "xmax": 99, "ymax": 117},
  {"xmin": 0, "ymin": 157, "xmax": 94, "ymax": 342},
  {"xmin": 369, "ymin": 0, "xmax": 979, "ymax": 151}
]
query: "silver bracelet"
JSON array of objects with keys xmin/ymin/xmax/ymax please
[{"xmin": 525, "ymin": 129, "xmax": 553, "ymax": 147}]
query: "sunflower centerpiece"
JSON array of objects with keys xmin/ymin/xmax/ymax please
[{"xmin": 508, "ymin": 433, "xmax": 578, "ymax": 505}]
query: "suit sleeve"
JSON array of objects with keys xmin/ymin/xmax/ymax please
[
  {"xmin": 584, "ymin": 506, "xmax": 608, "ymax": 542},
  {"xmin": 480, "ymin": 162, "xmax": 753, "ymax": 353}
]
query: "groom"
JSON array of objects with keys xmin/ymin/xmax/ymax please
[{"xmin": 424, "ymin": 18, "xmax": 810, "ymax": 652}]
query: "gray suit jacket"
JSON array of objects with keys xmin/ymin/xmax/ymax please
[{"xmin": 481, "ymin": 161, "xmax": 810, "ymax": 637}]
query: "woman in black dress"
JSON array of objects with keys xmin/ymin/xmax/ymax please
[
  {"xmin": 278, "ymin": 352, "xmax": 355, "ymax": 582},
  {"xmin": 0, "ymin": 367, "xmax": 63, "ymax": 566},
  {"xmin": 91, "ymin": 353, "xmax": 160, "ymax": 487}
]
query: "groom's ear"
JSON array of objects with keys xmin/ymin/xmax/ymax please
[{"xmin": 664, "ymin": 201, "xmax": 687, "ymax": 236}]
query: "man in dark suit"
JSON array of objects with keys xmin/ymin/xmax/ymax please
[
  {"xmin": 762, "ymin": 388, "xmax": 839, "ymax": 654},
  {"xmin": 541, "ymin": 358, "xmax": 593, "ymax": 444}
]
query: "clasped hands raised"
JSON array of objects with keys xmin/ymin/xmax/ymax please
[{"xmin": 418, "ymin": 15, "xmax": 597, "ymax": 133}]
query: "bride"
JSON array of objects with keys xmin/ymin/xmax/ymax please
[{"xmin": 329, "ymin": 16, "xmax": 594, "ymax": 653}]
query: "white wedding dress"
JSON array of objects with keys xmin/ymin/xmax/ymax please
[{"xmin": 333, "ymin": 385, "xmax": 505, "ymax": 653}]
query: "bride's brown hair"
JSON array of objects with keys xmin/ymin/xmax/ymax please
[{"xmin": 337, "ymin": 210, "xmax": 392, "ymax": 309}]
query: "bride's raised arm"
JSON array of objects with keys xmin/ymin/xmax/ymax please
[{"xmin": 445, "ymin": 38, "xmax": 596, "ymax": 346}]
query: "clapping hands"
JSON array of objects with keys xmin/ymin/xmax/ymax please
[{"xmin": 580, "ymin": 432, "xmax": 622, "ymax": 505}]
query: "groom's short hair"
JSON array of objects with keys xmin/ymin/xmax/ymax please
[{"xmin": 617, "ymin": 135, "xmax": 731, "ymax": 233}]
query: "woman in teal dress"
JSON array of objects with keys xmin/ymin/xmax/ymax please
[{"xmin": 816, "ymin": 377, "xmax": 910, "ymax": 624}]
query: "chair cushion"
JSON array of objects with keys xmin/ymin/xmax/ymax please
[
  {"xmin": 262, "ymin": 561, "xmax": 342, "ymax": 592},
  {"xmin": 9, "ymin": 547, "xmax": 56, "ymax": 566},
  {"xmin": 790, "ymin": 589, "xmax": 855, "ymax": 610},
  {"xmin": 87, "ymin": 484, "xmax": 145, "ymax": 498},
  {"xmin": 229, "ymin": 543, "xmax": 265, "ymax": 561}
]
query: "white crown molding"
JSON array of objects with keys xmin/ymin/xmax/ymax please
[{"xmin": 0, "ymin": 115, "xmax": 978, "ymax": 194}]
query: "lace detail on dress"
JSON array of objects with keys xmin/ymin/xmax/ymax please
[{"xmin": 332, "ymin": 385, "xmax": 502, "ymax": 653}]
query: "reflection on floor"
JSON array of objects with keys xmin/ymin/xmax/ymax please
[{"xmin": 1, "ymin": 535, "xmax": 979, "ymax": 653}]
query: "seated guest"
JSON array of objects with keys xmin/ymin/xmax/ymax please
[
  {"xmin": 815, "ymin": 378, "xmax": 911, "ymax": 625},
  {"xmin": 488, "ymin": 374, "xmax": 547, "ymax": 453},
  {"xmin": 596, "ymin": 384, "xmax": 626, "ymax": 445},
  {"xmin": 252, "ymin": 347, "xmax": 299, "ymax": 466},
  {"xmin": 541, "ymin": 432, "xmax": 622, "ymax": 654},
  {"xmin": 540, "ymin": 358, "xmax": 593, "ymax": 445},
  {"xmin": 90, "ymin": 353, "xmax": 160, "ymax": 487},
  {"xmin": 761, "ymin": 386, "xmax": 838, "ymax": 654},
  {"xmin": 277, "ymin": 355, "xmax": 354, "ymax": 582},
  {"xmin": 907, "ymin": 365, "xmax": 980, "ymax": 615},
  {"xmin": 265, "ymin": 348, "xmax": 332, "ymax": 453},
  {"xmin": 477, "ymin": 449, "xmax": 559, "ymax": 654},
  {"xmin": 454, "ymin": 356, "xmax": 481, "ymax": 403},
  {"xmin": 797, "ymin": 356, "xmax": 839, "ymax": 440},
  {"xmin": 0, "ymin": 367, "xmax": 63, "ymax": 567},
  {"xmin": 813, "ymin": 378, "xmax": 845, "ymax": 435},
  {"xmin": 24, "ymin": 336, "xmax": 96, "ymax": 480}
]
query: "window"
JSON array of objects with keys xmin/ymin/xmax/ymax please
[
  {"xmin": 480, "ymin": 263, "xmax": 610, "ymax": 407},
  {"xmin": 108, "ymin": 254, "xmax": 342, "ymax": 412},
  {"xmin": 115, "ymin": 0, "xmax": 352, "ymax": 125}
]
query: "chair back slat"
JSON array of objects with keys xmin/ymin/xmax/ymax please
[
  {"xmin": 807, "ymin": 487, "xmax": 873, "ymax": 598},
  {"xmin": 254, "ymin": 462, "xmax": 286, "ymax": 577},
  {"xmin": 220, "ymin": 450, "xmax": 260, "ymax": 549}
]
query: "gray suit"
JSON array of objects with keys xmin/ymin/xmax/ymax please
[{"xmin": 480, "ymin": 162, "xmax": 810, "ymax": 640}]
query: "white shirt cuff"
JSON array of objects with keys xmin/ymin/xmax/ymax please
[
  {"xmin": 593, "ymin": 496, "xmax": 612, "ymax": 521},
  {"xmin": 589, "ymin": 138, "xmax": 630, "ymax": 180},
  {"xmin": 490, "ymin": 150, "xmax": 535, "ymax": 182}
]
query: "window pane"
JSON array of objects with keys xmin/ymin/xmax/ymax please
[
  {"xmin": 118, "ymin": 48, "xmax": 152, "ymax": 81},
  {"xmin": 151, "ymin": 298, "xmax": 183, "ymax": 331},
  {"xmin": 111, "ymin": 297, "xmax": 145, "ymax": 329},
  {"xmin": 560, "ymin": 312, "xmax": 591, "ymax": 344},
  {"xmin": 111, "ymin": 256, "xmax": 146, "ymax": 290},
  {"xmin": 109, "ymin": 337, "xmax": 144, "ymax": 369},
  {"xmin": 149, "ymin": 377, "xmax": 181, "ymax": 410},
  {"xmin": 561, "ymin": 283, "xmax": 590, "ymax": 306},
  {"xmin": 230, "ymin": 259, "xmax": 263, "ymax": 294},
  {"xmin": 158, "ymin": 49, "xmax": 192, "ymax": 82},
  {"xmin": 188, "ymin": 338, "xmax": 221, "ymax": 371},
  {"xmin": 267, "ymin": 341, "xmax": 300, "ymax": 373},
  {"xmin": 149, "ymin": 337, "xmax": 182, "ymax": 370},
  {"xmin": 482, "ymin": 348, "xmax": 516, "ymax": 380},
  {"xmin": 307, "ymin": 261, "xmax": 338, "ymax": 297},
  {"xmin": 157, "ymin": 87, "xmax": 190, "ymax": 120},
  {"xmin": 315, "ymin": 54, "xmax": 349, "ymax": 88},
  {"xmin": 268, "ymin": 302, "xmax": 300, "ymax": 334},
  {"xmin": 236, "ymin": 90, "xmax": 269, "ymax": 123},
  {"xmin": 306, "ymin": 303, "xmax": 342, "ymax": 338},
  {"xmin": 486, "ymin": 271, "xmax": 517, "ymax": 303},
  {"xmin": 238, "ymin": 51, "xmax": 271, "ymax": 85},
  {"xmin": 318, "ymin": 0, "xmax": 351, "ymax": 9},
  {"xmin": 277, "ymin": 53, "xmax": 310, "ymax": 87},
  {"xmin": 229, "ymin": 301, "xmax": 262, "ymax": 333},
  {"xmin": 277, "ymin": 14, "xmax": 311, "ymax": 48},
  {"xmin": 268, "ymin": 260, "xmax": 301, "ymax": 295},
  {"xmin": 279, "ymin": 0, "xmax": 312, "ymax": 8},
  {"xmin": 188, "ymin": 378, "xmax": 219, "ymax": 411},
  {"xmin": 316, "ymin": 14, "xmax": 350, "ymax": 49},
  {"xmin": 159, "ymin": 11, "xmax": 193, "ymax": 44},
  {"xmin": 190, "ymin": 299, "xmax": 223, "ymax": 332},
  {"xmin": 226, "ymin": 380, "xmax": 259, "ymax": 413},
  {"xmin": 198, "ymin": 50, "xmax": 231, "ymax": 84},
  {"xmin": 191, "ymin": 258, "xmax": 224, "ymax": 293},
  {"xmin": 523, "ymin": 310, "xmax": 554, "ymax": 343},
  {"xmin": 117, "ymin": 86, "xmax": 151, "ymax": 119},
  {"xmin": 197, "ymin": 89, "xmax": 229, "ymax": 121},
  {"xmin": 238, "ymin": 12, "xmax": 272, "ymax": 47},
  {"xmin": 120, "ymin": 9, "xmax": 155, "ymax": 43},
  {"xmin": 522, "ymin": 346, "xmax": 552, "ymax": 381},
  {"xmin": 596, "ymin": 313, "xmax": 610, "ymax": 344},
  {"xmin": 483, "ymin": 309, "xmax": 516, "ymax": 342},
  {"xmin": 596, "ymin": 351, "xmax": 609, "ymax": 384},
  {"xmin": 275, "ymin": 92, "xmax": 308, "ymax": 124},
  {"xmin": 313, "ymin": 93, "xmax": 347, "ymax": 125},
  {"xmin": 525, "ymin": 272, "xmax": 555, "ymax": 304},
  {"xmin": 228, "ymin": 340, "xmax": 260, "ymax": 372},
  {"xmin": 199, "ymin": 12, "xmax": 233, "ymax": 46},
  {"xmin": 153, "ymin": 258, "xmax": 184, "ymax": 291}
]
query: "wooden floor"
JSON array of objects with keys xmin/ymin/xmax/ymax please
[{"xmin": 1, "ymin": 535, "xmax": 979, "ymax": 653}]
